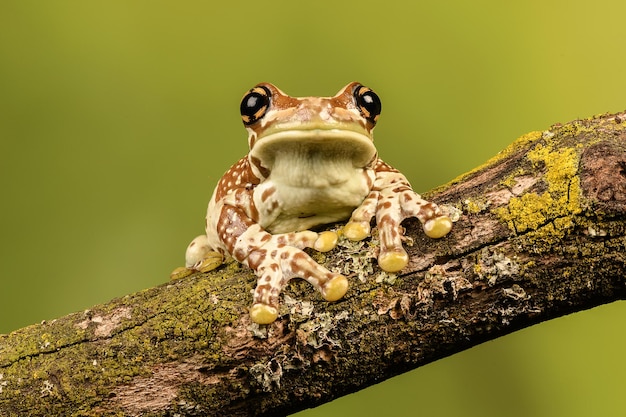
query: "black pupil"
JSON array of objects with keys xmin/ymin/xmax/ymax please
[
  {"xmin": 362, "ymin": 92, "xmax": 380, "ymax": 113},
  {"xmin": 242, "ymin": 92, "xmax": 265, "ymax": 116}
]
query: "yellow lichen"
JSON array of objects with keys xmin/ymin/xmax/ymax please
[
  {"xmin": 501, "ymin": 192, "xmax": 552, "ymax": 233},
  {"xmin": 494, "ymin": 135, "xmax": 582, "ymax": 245},
  {"xmin": 463, "ymin": 198, "xmax": 489, "ymax": 214},
  {"xmin": 510, "ymin": 131, "xmax": 544, "ymax": 155}
]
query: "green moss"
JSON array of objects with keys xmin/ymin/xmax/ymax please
[{"xmin": 0, "ymin": 265, "xmax": 250, "ymax": 415}]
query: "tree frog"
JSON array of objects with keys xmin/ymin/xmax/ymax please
[{"xmin": 172, "ymin": 82, "xmax": 452, "ymax": 324}]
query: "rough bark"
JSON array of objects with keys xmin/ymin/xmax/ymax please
[{"xmin": 1, "ymin": 111, "xmax": 626, "ymax": 417}]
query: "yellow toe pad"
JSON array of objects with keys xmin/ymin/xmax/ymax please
[
  {"xmin": 249, "ymin": 304, "xmax": 279, "ymax": 324},
  {"xmin": 343, "ymin": 221, "xmax": 370, "ymax": 241},
  {"xmin": 378, "ymin": 250, "xmax": 409, "ymax": 272},
  {"xmin": 196, "ymin": 252, "xmax": 224, "ymax": 273},
  {"xmin": 322, "ymin": 275, "xmax": 349, "ymax": 301},
  {"xmin": 423, "ymin": 216, "xmax": 453, "ymax": 239},
  {"xmin": 314, "ymin": 231, "xmax": 339, "ymax": 252},
  {"xmin": 170, "ymin": 266, "xmax": 193, "ymax": 280}
]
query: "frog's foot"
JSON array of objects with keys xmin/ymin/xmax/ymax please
[
  {"xmin": 400, "ymin": 195, "xmax": 452, "ymax": 239},
  {"xmin": 346, "ymin": 181, "xmax": 453, "ymax": 273},
  {"xmin": 170, "ymin": 252, "xmax": 224, "ymax": 280},
  {"xmin": 237, "ymin": 228, "xmax": 346, "ymax": 324},
  {"xmin": 375, "ymin": 190, "xmax": 452, "ymax": 272},
  {"xmin": 170, "ymin": 235, "xmax": 224, "ymax": 280},
  {"xmin": 249, "ymin": 273, "xmax": 348, "ymax": 324}
]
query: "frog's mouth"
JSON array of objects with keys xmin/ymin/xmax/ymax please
[{"xmin": 249, "ymin": 128, "xmax": 377, "ymax": 173}]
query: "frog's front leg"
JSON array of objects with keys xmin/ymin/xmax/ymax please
[
  {"xmin": 345, "ymin": 162, "xmax": 452, "ymax": 272},
  {"xmin": 218, "ymin": 204, "xmax": 348, "ymax": 324}
]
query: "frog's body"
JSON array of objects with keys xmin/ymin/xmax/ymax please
[{"xmin": 174, "ymin": 82, "xmax": 452, "ymax": 324}]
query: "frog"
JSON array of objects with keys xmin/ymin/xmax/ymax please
[{"xmin": 172, "ymin": 82, "xmax": 452, "ymax": 324}]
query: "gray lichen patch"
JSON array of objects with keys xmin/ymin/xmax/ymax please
[
  {"xmin": 328, "ymin": 229, "xmax": 378, "ymax": 283},
  {"xmin": 249, "ymin": 360, "xmax": 283, "ymax": 392},
  {"xmin": 474, "ymin": 249, "xmax": 521, "ymax": 286},
  {"xmin": 417, "ymin": 265, "xmax": 473, "ymax": 303},
  {"xmin": 503, "ymin": 284, "xmax": 530, "ymax": 301},
  {"xmin": 295, "ymin": 310, "xmax": 350, "ymax": 349}
]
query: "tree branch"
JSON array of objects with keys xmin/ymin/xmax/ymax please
[{"xmin": 1, "ymin": 111, "xmax": 626, "ymax": 417}]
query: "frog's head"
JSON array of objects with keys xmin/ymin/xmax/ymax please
[{"xmin": 240, "ymin": 82, "xmax": 381, "ymax": 179}]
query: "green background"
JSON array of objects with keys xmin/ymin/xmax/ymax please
[{"xmin": 1, "ymin": 1, "xmax": 625, "ymax": 416}]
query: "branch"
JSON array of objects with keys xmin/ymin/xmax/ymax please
[{"xmin": 2, "ymin": 111, "xmax": 626, "ymax": 417}]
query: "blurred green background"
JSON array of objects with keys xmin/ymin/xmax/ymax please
[{"xmin": 1, "ymin": 1, "xmax": 625, "ymax": 416}]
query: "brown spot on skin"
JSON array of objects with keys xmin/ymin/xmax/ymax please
[
  {"xmin": 292, "ymin": 252, "xmax": 308, "ymax": 264},
  {"xmin": 247, "ymin": 250, "xmax": 267, "ymax": 270},
  {"xmin": 270, "ymin": 287, "xmax": 280, "ymax": 298},
  {"xmin": 419, "ymin": 203, "xmax": 437, "ymax": 220},
  {"xmin": 233, "ymin": 248, "xmax": 245, "ymax": 262},
  {"xmin": 261, "ymin": 187, "xmax": 275, "ymax": 202},
  {"xmin": 392, "ymin": 186, "xmax": 410, "ymax": 193},
  {"xmin": 248, "ymin": 132, "xmax": 258, "ymax": 149},
  {"xmin": 250, "ymin": 156, "xmax": 270, "ymax": 179},
  {"xmin": 255, "ymin": 283, "xmax": 271, "ymax": 292},
  {"xmin": 255, "ymin": 283, "xmax": 273, "ymax": 298},
  {"xmin": 382, "ymin": 201, "xmax": 392, "ymax": 209},
  {"xmin": 378, "ymin": 214, "xmax": 395, "ymax": 227}
]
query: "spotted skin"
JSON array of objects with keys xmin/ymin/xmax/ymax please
[{"xmin": 176, "ymin": 82, "xmax": 452, "ymax": 324}]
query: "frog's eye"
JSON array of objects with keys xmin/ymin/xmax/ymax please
[
  {"xmin": 240, "ymin": 85, "xmax": 272, "ymax": 125},
  {"xmin": 353, "ymin": 85, "xmax": 382, "ymax": 125}
]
